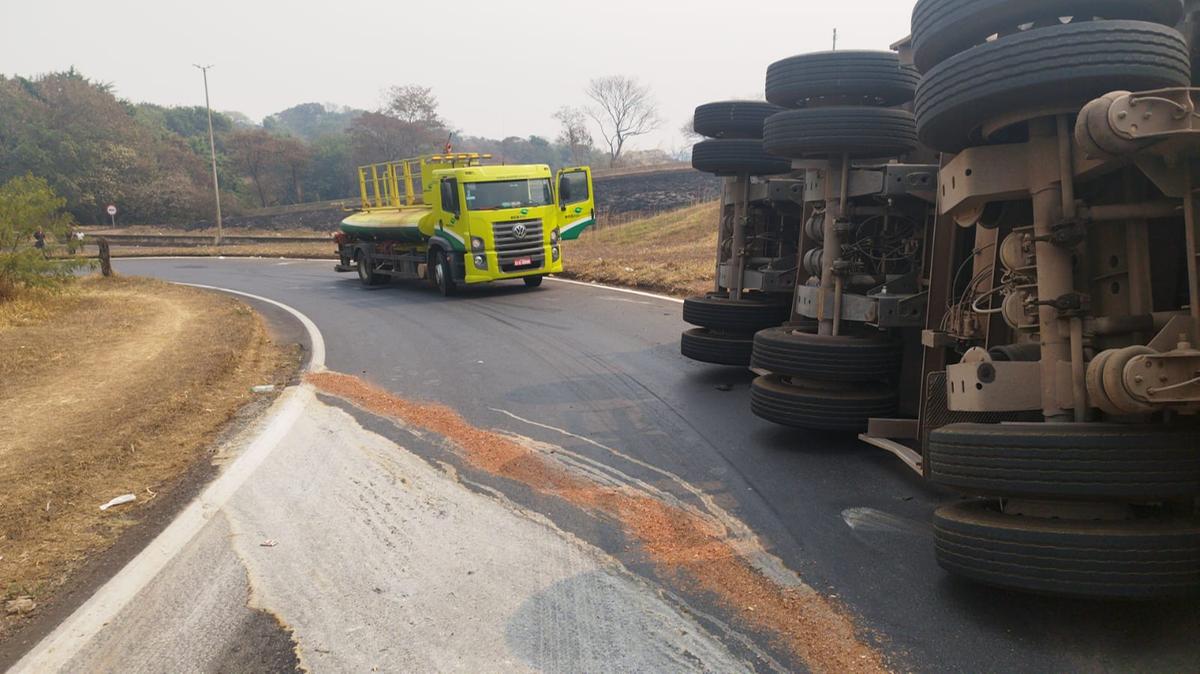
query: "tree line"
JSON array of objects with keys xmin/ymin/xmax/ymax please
[{"xmin": 0, "ymin": 70, "xmax": 669, "ymax": 226}]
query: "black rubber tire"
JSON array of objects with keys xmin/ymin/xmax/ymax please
[
  {"xmin": 763, "ymin": 107, "xmax": 920, "ymax": 159},
  {"xmin": 431, "ymin": 250, "xmax": 457, "ymax": 297},
  {"xmin": 682, "ymin": 293, "xmax": 791, "ymax": 334},
  {"xmin": 356, "ymin": 251, "xmax": 386, "ymax": 286},
  {"xmin": 911, "ymin": 0, "xmax": 1184, "ymax": 73},
  {"xmin": 934, "ymin": 500, "xmax": 1200, "ymax": 599},
  {"xmin": 915, "ymin": 20, "xmax": 1192, "ymax": 153},
  {"xmin": 928, "ymin": 422, "xmax": 1200, "ymax": 499},
  {"xmin": 691, "ymin": 139, "xmax": 792, "ymax": 176},
  {"xmin": 693, "ymin": 101, "xmax": 784, "ymax": 140},
  {"xmin": 765, "ymin": 51, "xmax": 920, "ymax": 108},
  {"xmin": 750, "ymin": 328, "xmax": 902, "ymax": 382},
  {"xmin": 750, "ymin": 375, "xmax": 898, "ymax": 432},
  {"xmin": 523, "ymin": 275, "xmax": 544, "ymax": 288},
  {"xmin": 680, "ymin": 328, "xmax": 753, "ymax": 366}
]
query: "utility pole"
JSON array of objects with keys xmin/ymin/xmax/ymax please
[
  {"xmin": 832, "ymin": 28, "xmax": 838, "ymax": 51},
  {"xmin": 193, "ymin": 64, "xmax": 223, "ymax": 246}
]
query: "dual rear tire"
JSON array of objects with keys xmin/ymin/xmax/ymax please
[
  {"xmin": 934, "ymin": 500, "xmax": 1200, "ymax": 600},
  {"xmin": 928, "ymin": 422, "xmax": 1200, "ymax": 598},
  {"xmin": 680, "ymin": 293, "xmax": 791, "ymax": 367},
  {"xmin": 749, "ymin": 327, "xmax": 902, "ymax": 431}
]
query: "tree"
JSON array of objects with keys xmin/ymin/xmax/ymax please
[
  {"xmin": 263, "ymin": 103, "xmax": 363, "ymax": 141},
  {"xmin": 304, "ymin": 133, "xmax": 356, "ymax": 201},
  {"xmin": 553, "ymin": 106, "xmax": 594, "ymax": 165},
  {"xmin": 0, "ymin": 71, "xmax": 210, "ymax": 225},
  {"xmin": 378, "ymin": 84, "xmax": 450, "ymax": 158},
  {"xmin": 228, "ymin": 129, "xmax": 284, "ymax": 207},
  {"xmin": 384, "ymin": 85, "xmax": 443, "ymax": 126},
  {"xmin": 348, "ymin": 112, "xmax": 410, "ymax": 166},
  {"xmin": 585, "ymin": 76, "xmax": 661, "ymax": 167},
  {"xmin": 348, "ymin": 84, "xmax": 449, "ymax": 165},
  {"xmin": 680, "ymin": 116, "xmax": 703, "ymax": 143},
  {"xmin": 0, "ymin": 175, "xmax": 88, "ymax": 295}
]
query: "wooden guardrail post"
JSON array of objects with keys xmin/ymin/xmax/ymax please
[{"xmin": 97, "ymin": 237, "xmax": 113, "ymax": 277}]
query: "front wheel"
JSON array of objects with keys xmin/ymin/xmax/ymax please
[
  {"xmin": 430, "ymin": 251, "xmax": 458, "ymax": 296},
  {"xmin": 523, "ymin": 275, "xmax": 544, "ymax": 288}
]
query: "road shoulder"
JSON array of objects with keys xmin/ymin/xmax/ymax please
[{"xmin": 0, "ymin": 276, "xmax": 301, "ymax": 666}]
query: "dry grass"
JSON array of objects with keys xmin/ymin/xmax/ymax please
[
  {"xmin": 560, "ymin": 202, "xmax": 718, "ymax": 297},
  {"xmin": 0, "ymin": 286, "xmax": 85, "ymax": 329},
  {"xmin": 0, "ymin": 276, "xmax": 297, "ymax": 637}
]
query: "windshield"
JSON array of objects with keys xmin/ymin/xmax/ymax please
[{"xmin": 463, "ymin": 178, "xmax": 553, "ymax": 211}]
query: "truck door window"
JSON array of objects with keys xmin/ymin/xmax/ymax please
[
  {"xmin": 559, "ymin": 171, "xmax": 588, "ymax": 207},
  {"xmin": 441, "ymin": 179, "xmax": 460, "ymax": 215}
]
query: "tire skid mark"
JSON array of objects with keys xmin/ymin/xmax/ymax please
[{"xmin": 307, "ymin": 370, "xmax": 890, "ymax": 674}]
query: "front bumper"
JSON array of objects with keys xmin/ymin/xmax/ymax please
[{"xmin": 463, "ymin": 245, "xmax": 562, "ymax": 284}]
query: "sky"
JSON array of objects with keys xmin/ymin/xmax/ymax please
[{"xmin": 1, "ymin": 0, "xmax": 918, "ymax": 153}]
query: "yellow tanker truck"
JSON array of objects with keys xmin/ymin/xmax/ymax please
[{"xmin": 334, "ymin": 153, "xmax": 595, "ymax": 295}]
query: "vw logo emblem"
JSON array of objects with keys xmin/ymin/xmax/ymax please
[{"xmin": 512, "ymin": 223, "xmax": 528, "ymax": 239}]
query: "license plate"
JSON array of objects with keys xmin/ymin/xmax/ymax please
[{"xmin": 513, "ymin": 256, "xmax": 533, "ymax": 267}]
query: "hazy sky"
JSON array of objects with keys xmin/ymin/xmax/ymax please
[{"xmin": 2, "ymin": 0, "xmax": 917, "ymax": 152}]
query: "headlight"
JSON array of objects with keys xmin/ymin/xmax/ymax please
[
  {"xmin": 552, "ymin": 246, "xmax": 560, "ymax": 262},
  {"xmin": 550, "ymin": 228, "xmax": 560, "ymax": 244},
  {"xmin": 473, "ymin": 254, "xmax": 487, "ymax": 270},
  {"xmin": 471, "ymin": 236, "xmax": 485, "ymax": 252}
]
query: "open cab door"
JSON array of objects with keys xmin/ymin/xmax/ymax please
[{"xmin": 555, "ymin": 166, "xmax": 595, "ymax": 240}]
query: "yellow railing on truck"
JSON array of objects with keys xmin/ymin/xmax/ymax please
[{"xmin": 356, "ymin": 153, "xmax": 494, "ymax": 211}]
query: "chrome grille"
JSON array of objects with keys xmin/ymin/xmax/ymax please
[{"xmin": 492, "ymin": 219, "xmax": 545, "ymax": 270}]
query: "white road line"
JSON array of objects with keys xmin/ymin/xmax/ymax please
[
  {"xmin": 12, "ymin": 289, "xmax": 327, "ymax": 673},
  {"xmin": 175, "ymin": 282, "xmax": 326, "ymax": 372},
  {"xmin": 489, "ymin": 408, "xmax": 806, "ymax": 590},
  {"xmin": 117, "ymin": 256, "xmax": 683, "ymax": 306},
  {"xmin": 546, "ymin": 276, "xmax": 683, "ymax": 304}
]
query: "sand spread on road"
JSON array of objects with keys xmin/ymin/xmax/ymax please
[{"xmin": 308, "ymin": 370, "xmax": 890, "ymax": 674}]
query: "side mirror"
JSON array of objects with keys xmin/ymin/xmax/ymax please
[
  {"xmin": 558, "ymin": 178, "xmax": 572, "ymax": 204},
  {"xmin": 441, "ymin": 181, "xmax": 457, "ymax": 214}
]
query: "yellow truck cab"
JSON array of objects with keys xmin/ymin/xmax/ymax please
[{"xmin": 334, "ymin": 153, "xmax": 595, "ymax": 295}]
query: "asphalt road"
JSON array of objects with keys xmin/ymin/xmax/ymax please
[{"xmin": 22, "ymin": 258, "xmax": 1200, "ymax": 673}]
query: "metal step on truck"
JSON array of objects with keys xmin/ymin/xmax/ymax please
[{"xmin": 334, "ymin": 153, "xmax": 595, "ymax": 295}]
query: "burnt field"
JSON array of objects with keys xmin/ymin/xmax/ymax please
[{"xmin": 593, "ymin": 169, "xmax": 720, "ymax": 218}]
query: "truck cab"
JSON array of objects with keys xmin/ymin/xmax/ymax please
[
  {"xmin": 336, "ymin": 153, "xmax": 595, "ymax": 294},
  {"xmin": 426, "ymin": 161, "xmax": 595, "ymax": 285}
]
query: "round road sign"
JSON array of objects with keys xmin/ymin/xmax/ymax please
[{"xmin": 106, "ymin": 204, "xmax": 117, "ymax": 216}]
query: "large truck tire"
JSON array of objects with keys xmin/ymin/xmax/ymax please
[
  {"xmin": 682, "ymin": 293, "xmax": 791, "ymax": 334},
  {"xmin": 680, "ymin": 328, "xmax": 753, "ymax": 366},
  {"xmin": 356, "ymin": 251, "xmax": 386, "ymax": 287},
  {"xmin": 765, "ymin": 51, "xmax": 919, "ymax": 108},
  {"xmin": 750, "ymin": 328, "xmax": 902, "ymax": 381},
  {"xmin": 914, "ymin": 21, "xmax": 1191, "ymax": 153},
  {"xmin": 911, "ymin": 0, "xmax": 1184, "ymax": 73},
  {"xmin": 430, "ymin": 250, "xmax": 458, "ymax": 297},
  {"xmin": 934, "ymin": 500, "xmax": 1200, "ymax": 599},
  {"xmin": 691, "ymin": 139, "xmax": 792, "ymax": 176},
  {"xmin": 764, "ymin": 107, "xmax": 919, "ymax": 158},
  {"xmin": 927, "ymin": 422, "xmax": 1200, "ymax": 499},
  {"xmin": 750, "ymin": 375, "xmax": 898, "ymax": 432},
  {"xmin": 693, "ymin": 101, "xmax": 784, "ymax": 140}
]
